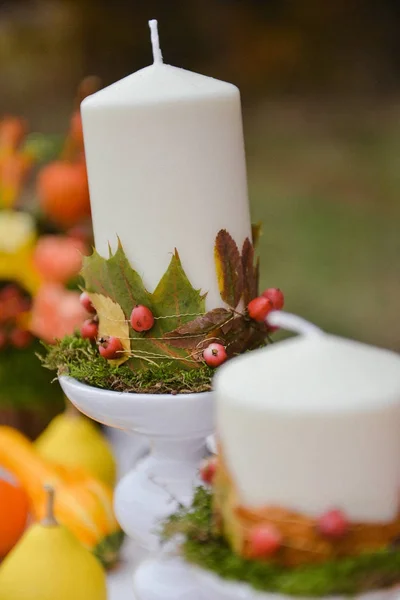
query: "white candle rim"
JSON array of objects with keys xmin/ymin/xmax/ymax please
[{"xmin": 149, "ymin": 19, "xmax": 163, "ymax": 65}]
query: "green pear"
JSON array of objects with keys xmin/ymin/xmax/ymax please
[
  {"xmin": 0, "ymin": 485, "xmax": 107, "ymax": 600},
  {"xmin": 36, "ymin": 401, "xmax": 116, "ymax": 487}
]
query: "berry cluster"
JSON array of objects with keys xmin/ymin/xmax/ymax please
[
  {"xmin": 80, "ymin": 298, "xmax": 156, "ymax": 360},
  {"xmin": 200, "ymin": 456, "xmax": 349, "ymax": 558},
  {"xmin": 201, "ymin": 287, "xmax": 285, "ymax": 368},
  {"xmin": 247, "ymin": 287, "xmax": 284, "ymax": 324},
  {"xmin": 199, "ymin": 287, "xmax": 285, "ymax": 368},
  {"xmin": 0, "ymin": 284, "xmax": 33, "ymax": 351},
  {"xmin": 80, "ymin": 287, "xmax": 285, "ymax": 366},
  {"xmin": 80, "ymin": 292, "xmax": 99, "ymax": 340}
]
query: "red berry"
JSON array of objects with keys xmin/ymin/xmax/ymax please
[
  {"xmin": 203, "ymin": 343, "xmax": 227, "ymax": 368},
  {"xmin": 248, "ymin": 524, "xmax": 283, "ymax": 558},
  {"xmin": 9, "ymin": 329, "xmax": 32, "ymax": 349},
  {"xmin": 199, "ymin": 457, "xmax": 218, "ymax": 485},
  {"xmin": 318, "ymin": 509, "xmax": 349, "ymax": 539},
  {"xmin": 98, "ymin": 336, "xmax": 124, "ymax": 360},
  {"xmin": 247, "ymin": 296, "xmax": 273, "ymax": 322},
  {"xmin": 130, "ymin": 305, "xmax": 154, "ymax": 332},
  {"xmin": 262, "ymin": 288, "xmax": 285, "ymax": 310},
  {"xmin": 80, "ymin": 292, "xmax": 96, "ymax": 314},
  {"xmin": 81, "ymin": 319, "xmax": 98, "ymax": 340}
]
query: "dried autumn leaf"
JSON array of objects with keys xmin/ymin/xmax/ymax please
[
  {"xmin": 88, "ymin": 292, "xmax": 130, "ymax": 366},
  {"xmin": 221, "ymin": 315, "xmax": 267, "ymax": 357},
  {"xmin": 214, "ymin": 230, "xmax": 244, "ymax": 309},
  {"xmin": 166, "ymin": 308, "xmax": 232, "ymax": 337},
  {"xmin": 241, "ymin": 238, "xmax": 258, "ymax": 305},
  {"xmin": 164, "ymin": 308, "xmax": 233, "ymax": 349}
]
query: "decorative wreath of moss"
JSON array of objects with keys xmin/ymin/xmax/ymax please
[
  {"xmin": 42, "ymin": 225, "xmax": 276, "ymax": 393},
  {"xmin": 162, "ymin": 488, "xmax": 400, "ymax": 597},
  {"xmin": 41, "ymin": 334, "xmax": 215, "ymax": 394}
]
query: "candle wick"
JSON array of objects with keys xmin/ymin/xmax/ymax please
[
  {"xmin": 266, "ymin": 311, "xmax": 324, "ymax": 337},
  {"xmin": 149, "ymin": 19, "xmax": 163, "ymax": 65}
]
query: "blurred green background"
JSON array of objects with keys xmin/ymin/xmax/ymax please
[{"xmin": 1, "ymin": 0, "xmax": 399, "ymax": 349}]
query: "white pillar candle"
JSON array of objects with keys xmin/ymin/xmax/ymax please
[
  {"xmin": 81, "ymin": 20, "xmax": 251, "ymax": 309},
  {"xmin": 214, "ymin": 318, "xmax": 400, "ymax": 522}
]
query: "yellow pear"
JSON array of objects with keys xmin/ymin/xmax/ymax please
[
  {"xmin": 0, "ymin": 485, "xmax": 107, "ymax": 600},
  {"xmin": 36, "ymin": 401, "xmax": 116, "ymax": 487}
]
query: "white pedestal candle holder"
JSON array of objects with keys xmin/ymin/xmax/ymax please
[{"xmin": 59, "ymin": 376, "xmax": 214, "ymax": 551}]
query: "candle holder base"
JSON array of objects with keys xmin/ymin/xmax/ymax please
[
  {"xmin": 133, "ymin": 555, "xmax": 200, "ymax": 600},
  {"xmin": 59, "ymin": 376, "xmax": 214, "ymax": 550}
]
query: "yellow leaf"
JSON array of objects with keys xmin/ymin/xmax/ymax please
[{"xmin": 88, "ymin": 293, "xmax": 130, "ymax": 365}]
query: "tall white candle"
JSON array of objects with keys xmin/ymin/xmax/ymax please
[{"xmin": 81, "ymin": 20, "xmax": 251, "ymax": 309}]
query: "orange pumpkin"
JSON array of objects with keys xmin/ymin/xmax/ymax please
[
  {"xmin": 0, "ymin": 479, "xmax": 29, "ymax": 558},
  {"xmin": 0, "ymin": 427, "xmax": 122, "ymax": 568}
]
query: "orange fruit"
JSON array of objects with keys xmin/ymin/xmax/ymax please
[
  {"xmin": 37, "ymin": 160, "xmax": 91, "ymax": 227},
  {"xmin": 0, "ymin": 479, "xmax": 29, "ymax": 558}
]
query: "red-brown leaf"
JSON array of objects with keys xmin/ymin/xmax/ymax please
[
  {"xmin": 165, "ymin": 308, "xmax": 233, "ymax": 337},
  {"xmin": 241, "ymin": 237, "xmax": 258, "ymax": 305},
  {"xmin": 164, "ymin": 308, "xmax": 233, "ymax": 349},
  {"xmin": 214, "ymin": 230, "xmax": 244, "ymax": 308},
  {"xmin": 220, "ymin": 315, "xmax": 267, "ymax": 356}
]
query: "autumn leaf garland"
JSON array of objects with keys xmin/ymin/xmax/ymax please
[{"xmin": 81, "ymin": 229, "xmax": 267, "ymax": 370}]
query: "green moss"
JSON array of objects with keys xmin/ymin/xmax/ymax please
[
  {"xmin": 162, "ymin": 488, "xmax": 400, "ymax": 597},
  {"xmin": 40, "ymin": 334, "xmax": 213, "ymax": 394}
]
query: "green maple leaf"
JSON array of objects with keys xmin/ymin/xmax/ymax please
[
  {"xmin": 81, "ymin": 244, "xmax": 206, "ymax": 370},
  {"xmin": 82, "ymin": 241, "xmax": 151, "ymax": 318},
  {"xmin": 152, "ymin": 250, "xmax": 207, "ymax": 334}
]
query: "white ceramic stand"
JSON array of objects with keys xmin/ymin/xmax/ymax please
[
  {"xmin": 133, "ymin": 553, "xmax": 400, "ymax": 600},
  {"xmin": 134, "ymin": 554, "xmax": 200, "ymax": 600},
  {"xmin": 59, "ymin": 376, "xmax": 214, "ymax": 551}
]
